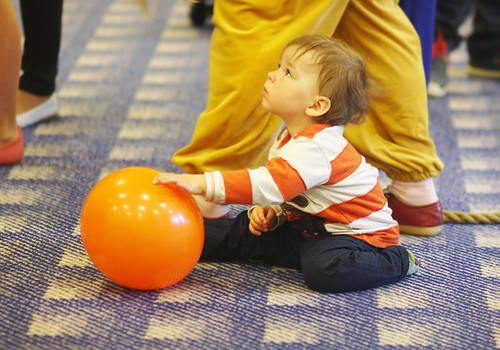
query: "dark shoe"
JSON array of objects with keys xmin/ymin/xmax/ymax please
[
  {"xmin": 385, "ymin": 189, "xmax": 443, "ymax": 236},
  {"xmin": 428, "ymin": 31, "xmax": 449, "ymax": 98},
  {"xmin": 468, "ymin": 57, "xmax": 500, "ymax": 79}
]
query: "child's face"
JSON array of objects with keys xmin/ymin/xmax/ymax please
[{"xmin": 262, "ymin": 45, "xmax": 320, "ymax": 119}]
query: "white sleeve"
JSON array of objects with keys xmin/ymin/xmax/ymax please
[{"xmin": 204, "ymin": 171, "xmax": 226, "ymax": 203}]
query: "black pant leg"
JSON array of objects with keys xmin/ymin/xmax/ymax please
[
  {"xmin": 201, "ymin": 211, "xmax": 301, "ymax": 269},
  {"xmin": 435, "ymin": 0, "xmax": 476, "ymax": 50},
  {"xmin": 19, "ymin": 0, "xmax": 63, "ymax": 96},
  {"xmin": 300, "ymin": 235, "xmax": 410, "ymax": 293},
  {"xmin": 468, "ymin": 0, "xmax": 500, "ymax": 64}
]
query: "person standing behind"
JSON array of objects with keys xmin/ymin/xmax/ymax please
[
  {"xmin": 154, "ymin": 36, "xmax": 421, "ymax": 293},
  {"xmin": 399, "ymin": 0, "xmax": 437, "ymax": 85},
  {"xmin": 0, "ymin": 0, "xmax": 24, "ymax": 164},
  {"xmin": 428, "ymin": 0, "xmax": 500, "ymax": 97},
  {"xmin": 172, "ymin": 1, "xmax": 445, "ymax": 237},
  {"xmin": 16, "ymin": 0, "xmax": 63, "ymax": 127}
]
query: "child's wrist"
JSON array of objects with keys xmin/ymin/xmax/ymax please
[
  {"xmin": 203, "ymin": 171, "xmax": 227, "ymax": 202},
  {"xmin": 247, "ymin": 205, "xmax": 257, "ymax": 220},
  {"xmin": 204, "ymin": 172, "xmax": 215, "ymax": 201},
  {"xmin": 268, "ymin": 205, "xmax": 287, "ymax": 231}
]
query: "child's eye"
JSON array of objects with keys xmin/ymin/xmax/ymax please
[{"xmin": 285, "ymin": 69, "xmax": 291, "ymax": 77}]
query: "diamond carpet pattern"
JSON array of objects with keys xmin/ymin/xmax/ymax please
[{"xmin": 0, "ymin": 1, "xmax": 499, "ymax": 349}]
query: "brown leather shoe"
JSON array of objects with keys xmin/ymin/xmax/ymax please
[{"xmin": 385, "ymin": 189, "xmax": 444, "ymax": 236}]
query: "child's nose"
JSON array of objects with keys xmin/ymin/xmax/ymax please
[{"xmin": 267, "ymin": 70, "xmax": 275, "ymax": 81}]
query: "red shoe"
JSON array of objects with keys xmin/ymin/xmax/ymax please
[
  {"xmin": 0, "ymin": 126, "xmax": 24, "ymax": 165},
  {"xmin": 385, "ymin": 189, "xmax": 443, "ymax": 236}
]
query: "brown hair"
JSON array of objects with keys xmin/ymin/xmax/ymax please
[{"xmin": 285, "ymin": 35, "xmax": 370, "ymax": 125}]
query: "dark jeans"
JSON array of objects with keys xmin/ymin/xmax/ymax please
[
  {"xmin": 202, "ymin": 211, "xmax": 410, "ymax": 293},
  {"xmin": 435, "ymin": 0, "xmax": 500, "ymax": 66},
  {"xmin": 19, "ymin": 0, "xmax": 63, "ymax": 96}
]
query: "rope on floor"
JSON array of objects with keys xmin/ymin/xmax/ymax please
[{"xmin": 444, "ymin": 210, "xmax": 500, "ymax": 224}]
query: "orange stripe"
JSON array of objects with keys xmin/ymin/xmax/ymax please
[
  {"xmin": 267, "ymin": 157, "xmax": 306, "ymax": 201},
  {"xmin": 352, "ymin": 225, "xmax": 400, "ymax": 248},
  {"xmin": 328, "ymin": 143, "xmax": 362, "ymax": 185},
  {"xmin": 222, "ymin": 169, "xmax": 253, "ymax": 204},
  {"xmin": 277, "ymin": 133, "xmax": 291, "ymax": 149},
  {"xmin": 294, "ymin": 124, "xmax": 330, "ymax": 140},
  {"xmin": 319, "ymin": 182, "xmax": 386, "ymax": 224}
]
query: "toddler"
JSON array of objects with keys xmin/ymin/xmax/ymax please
[{"xmin": 154, "ymin": 35, "xmax": 421, "ymax": 293}]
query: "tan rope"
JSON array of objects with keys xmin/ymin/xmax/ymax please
[{"xmin": 444, "ymin": 210, "xmax": 500, "ymax": 224}]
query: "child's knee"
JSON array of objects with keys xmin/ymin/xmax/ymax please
[{"xmin": 302, "ymin": 258, "xmax": 346, "ymax": 293}]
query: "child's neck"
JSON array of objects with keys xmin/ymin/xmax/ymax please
[{"xmin": 284, "ymin": 118, "xmax": 316, "ymax": 136}]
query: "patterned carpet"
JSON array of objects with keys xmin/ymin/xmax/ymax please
[{"xmin": 1, "ymin": 1, "xmax": 499, "ymax": 349}]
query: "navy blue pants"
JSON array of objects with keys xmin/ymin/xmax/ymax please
[
  {"xmin": 400, "ymin": 0, "xmax": 437, "ymax": 84},
  {"xmin": 201, "ymin": 211, "xmax": 410, "ymax": 293}
]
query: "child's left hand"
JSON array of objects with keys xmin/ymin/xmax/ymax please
[
  {"xmin": 248, "ymin": 206, "xmax": 278, "ymax": 236},
  {"xmin": 153, "ymin": 172, "xmax": 206, "ymax": 195}
]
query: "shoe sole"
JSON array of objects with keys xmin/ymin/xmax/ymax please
[
  {"xmin": 18, "ymin": 113, "xmax": 58, "ymax": 128},
  {"xmin": 399, "ymin": 224, "xmax": 443, "ymax": 237},
  {"xmin": 468, "ymin": 66, "xmax": 500, "ymax": 79}
]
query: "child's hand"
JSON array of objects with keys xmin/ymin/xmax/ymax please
[
  {"xmin": 248, "ymin": 206, "xmax": 278, "ymax": 236},
  {"xmin": 153, "ymin": 173, "xmax": 206, "ymax": 195}
]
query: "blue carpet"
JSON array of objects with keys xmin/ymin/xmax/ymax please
[{"xmin": 1, "ymin": 0, "xmax": 499, "ymax": 349}]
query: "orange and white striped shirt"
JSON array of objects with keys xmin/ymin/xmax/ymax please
[{"xmin": 204, "ymin": 124, "xmax": 399, "ymax": 248}]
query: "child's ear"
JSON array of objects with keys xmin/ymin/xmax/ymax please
[{"xmin": 306, "ymin": 96, "xmax": 331, "ymax": 118}]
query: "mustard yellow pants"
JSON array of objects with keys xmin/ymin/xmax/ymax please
[{"xmin": 172, "ymin": 0, "xmax": 444, "ymax": 181}]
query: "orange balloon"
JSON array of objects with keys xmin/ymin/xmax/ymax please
[{"xmin": 80, "ymin": 167, "xmax": 204, "ymax": 290}]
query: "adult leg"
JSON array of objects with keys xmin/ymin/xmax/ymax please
[
  {"xmin": 17, "ymin": 0, "xmax": 63, "ymax": 126},
  {"xmin": 19, "ymin": 0, "xmax": 63, "ymax": 96},
  {"xmin": 300, "ymin": 235, "xmax": 410, "ymax": 293},
  {"xmin": 429, "ymin": 0, "xmax": 475, "ymax": 97},
  {"xmin": 399, "ymin": 0, "xmax": 437, "ymax": 84},
  {"xmin": 435, "ymin": 0, "xmax": 475, "ymax": 51},
  {"xmin": 335, "ymin": 1, "xmax": 444, "ymax": 236},
  {"xmin": 467, "ymin": 0, "xmax": 500, "ymax": 77},
  {"xmin": 0, "ymin": 0, "xmax": 23, "ymax": 164},
  {"xmin": 172, "ymin": 0, "xmax": 349, "ymax": 174},
  {"xmin": 337, "ymin": 1, "xmax": 443, "ymax": 181}
]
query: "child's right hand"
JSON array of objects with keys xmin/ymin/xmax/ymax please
[
  {"xmin": 248, "ymin": 206, "xmax": 278, "ymax": 236},
  {"xmin": 153, "ymin": 172, "xmax": 206, "ymax": 195}
]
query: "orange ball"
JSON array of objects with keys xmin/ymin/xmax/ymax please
[{"xmin": 80, "ymin": 167, "xmax": 204, "ymax": 290}]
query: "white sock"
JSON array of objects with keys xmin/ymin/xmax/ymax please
[{"xmin": 389, "ymin": 178, "xmax": 439, "ymax": 206}]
